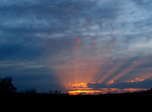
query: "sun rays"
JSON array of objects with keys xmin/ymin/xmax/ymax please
[{"xmin": 47, "ymin": 37, "xmax": 152, "ymax": 95}]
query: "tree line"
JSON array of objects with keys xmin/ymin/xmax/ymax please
[{"xmin": 0, "ymin": 77, "xmax": 62, "ymax": 95}]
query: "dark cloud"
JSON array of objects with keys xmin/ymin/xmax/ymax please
[
  {"xmin": 0, "ymin": 40, "xmax": 45, "ymax": 61},
  {"xmin": 133, "ymin": 0, "xmax": 152, "ymax": 9},
  {"xmin": 88, "ymin": 78, "xmax": 152, "ymax": 89}
]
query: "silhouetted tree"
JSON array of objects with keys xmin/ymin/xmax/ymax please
[{"xmin": 0, "ymin": 77, "xmax": 16, "ymax": 94}]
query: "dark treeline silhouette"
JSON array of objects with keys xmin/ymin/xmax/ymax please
[
  {"xmin": 0, "ymin": 77, "xmax": 63, "ymax": 95},
  {"xmin": 1, "ymin": 76, "xmax": 152, "ymax": 97},
  {"xmin": 0, "ymin": 77, "xmax": 16, "ymax": 94}
]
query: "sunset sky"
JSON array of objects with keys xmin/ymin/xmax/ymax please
[{"xmin": 0, "ymin": 0, "xmax": 152, "ymax": 94}]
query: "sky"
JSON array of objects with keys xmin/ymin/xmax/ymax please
[{"xmin": 0, "ymin": 0, "xmax": 152, "ymax": 93}]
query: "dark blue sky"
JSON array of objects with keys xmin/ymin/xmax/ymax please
[{"xmin": 0, "ymin": 0, "xmax": 152, "ymax": 93}]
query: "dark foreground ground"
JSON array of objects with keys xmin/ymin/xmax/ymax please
[{"xmin": 1, "ymin": 90, "xmax": 152, "ymax": 108}]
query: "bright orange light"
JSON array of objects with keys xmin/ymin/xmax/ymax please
[
  {"xmin": 67, "ymin": 82, "xmax": 102, "ymax": 95},
  {"xmin": 68, "ymin": 88, "xmax": 147, "ymax": 95},
  {"xmin": 66, "ymin": 82, "xmax": 88, "ymax": 89},
  {"xmin": 71, "ymin": 82, "xmax": 88, "ymax": 88},
  {"xmin": 68, "ymin": 90, "xmax": 102, "ymax": 95}
]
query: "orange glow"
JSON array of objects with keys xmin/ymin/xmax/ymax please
[
  {"xmin": 128, "ymin": 78, "xmax": 145, "ymax": 83},
  {"xmin": 47, "ymin": 36, "xmax": 152, "ymax": 95},
  {"xmin": 66, "ymin": 82, "xmax": 89, "ymax": 90},
  {"xmin": 126, "ymin": 77, "xmax": 150, "ymax": 83},
  {"xmin": 68, "ymin": 90, "xmax": 102, "ymax": 95},
  {"xmin": 123, "ymin": 88, "xmax": 147, "ymax": 93},
  {"xmin": 71, "ymin": 82, "xmax": 87, "ymax": 88},
  {"xmin": 106, "ymin": 80, "xmax": 114, "ymax": 85},
  {"xmin": 53, "ymin": 56, "xmax": 104, "ymax": 89},
  {"xmin": 67, "ymin": 82, "xmax": 102, "ymax": 95},
  {"xmin": 67, "ymin": 88, "xmax": 147, "ymax": 95}
]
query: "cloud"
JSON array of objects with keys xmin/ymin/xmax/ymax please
[
  {"xmin": 0, "ymin": 41, "xmax": 45, "ymax": 61},
  {"xmin": 88, "ymin": 78, "xmax": 152, "ymax": 89},
  {"xmin": 0, "ymin": 0, "xmax": 38, "ymax": 6}
]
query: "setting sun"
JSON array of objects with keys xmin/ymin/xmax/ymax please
[
  {"xmin": 66, "ymin": 82, "xmax": 102, "ymax": 95},
  {"xmin": 68, "ymin": 90, "xmax": 102, "ymax": 95}
]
